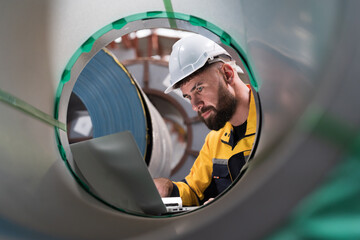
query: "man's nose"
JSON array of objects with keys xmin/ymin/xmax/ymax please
[{"xmin": 191, "ymin": 98, "xmax": 203, "ymax": 112}]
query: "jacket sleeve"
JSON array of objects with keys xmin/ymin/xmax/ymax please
[{"xmin": 173, "ymin": 133, "xmax": 214, "ymax": 206}]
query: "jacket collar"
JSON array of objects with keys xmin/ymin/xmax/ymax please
[{"xmin": 220, "ymin": 87, "xmax": 257, "ymax": 148}]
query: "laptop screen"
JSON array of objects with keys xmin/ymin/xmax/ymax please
[{"xmin": 70, "ymin": 131, "xmax": 167, "ymax": 215}]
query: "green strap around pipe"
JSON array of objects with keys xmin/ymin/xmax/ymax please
[
  {"xmin": 0, "ymin": 88, "xmax": 66, "ymax": 131},
  {"xmin": 163, "ymin": 0, "xmax": 177, "ymax": 28},
  {"xmin": 268, "ymin": 107, "xmax": 360, "ymax": 239}
]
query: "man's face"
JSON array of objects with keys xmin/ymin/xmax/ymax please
[
  {"xmin": 180, "ymin": 64, "xmax": 237, "ymax": 131},
  {"xmin": 201, "ymin": 81, "xmax": 237, "ymax": 130}
]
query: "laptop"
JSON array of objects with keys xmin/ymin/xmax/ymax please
[{"xmin": 70, "ymin": 131, "xmax": 198, "ymax": 215}]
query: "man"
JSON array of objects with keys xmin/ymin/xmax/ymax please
[{"xmin": 154, "ymin": 34, "xmax": 257, "ymax": 206}]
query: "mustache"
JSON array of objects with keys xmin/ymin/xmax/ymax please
[{"xmin": 198, "ymin": 106, "xmax": 216, "ymax": 115}]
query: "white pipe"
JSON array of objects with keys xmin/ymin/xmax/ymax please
[{"xmin": 1, "ymin": 0, "xmax": 359, "ymax": 239}]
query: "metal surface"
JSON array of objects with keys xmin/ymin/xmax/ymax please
[{"xmin": 0, "ymin": 0, "xmax": 360, "ymax": 239}]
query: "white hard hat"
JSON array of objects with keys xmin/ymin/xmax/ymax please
[{"xmin": 164, "ymin": 34, "xmax": 232, "ymax": 94}]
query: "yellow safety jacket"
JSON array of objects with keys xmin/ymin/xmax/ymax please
[{"xmin": 171, "ymin": 90, "xmax": 257, "ymax": 206}]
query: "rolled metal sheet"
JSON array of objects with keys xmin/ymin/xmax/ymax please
[
  {"xmin": 69, "ymin": 47, "xmax": 172, "ymax": 179},
  {"xmin": 72, "ymin": 49, "xmax": 148, "ymax": 155}
]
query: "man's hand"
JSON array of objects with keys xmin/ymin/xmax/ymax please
[{"xmin": 153, "ymin": 178, "xmax": 173, "ymax": 197}]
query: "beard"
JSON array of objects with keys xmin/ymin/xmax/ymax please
[{"xmin": 198, "ymin": 82, "xmax": 237, "ymax": 131}]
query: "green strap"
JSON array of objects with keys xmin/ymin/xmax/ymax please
[
  {"xmin": 0, "ymin": 88, "xmax": 66, "ymax": 131},
  {"xmin": 300, "ymin": 105, "xmax": 357, "ymax": 150},
  {"xmin": 163, "ymin": 0, "xmax": 177, "ymax": 28},
  {"xmin": 268, "ymin": 106, "xmax": 360, "ymax": 239}
]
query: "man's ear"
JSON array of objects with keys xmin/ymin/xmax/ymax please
[{"xmin": 222, "ymin": 63, "xmax": 235, "ymax": 84}]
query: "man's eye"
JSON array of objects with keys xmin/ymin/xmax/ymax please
[{"xmin": 197, "ymin": 86, "xmax": 203, "ymax": 92}]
